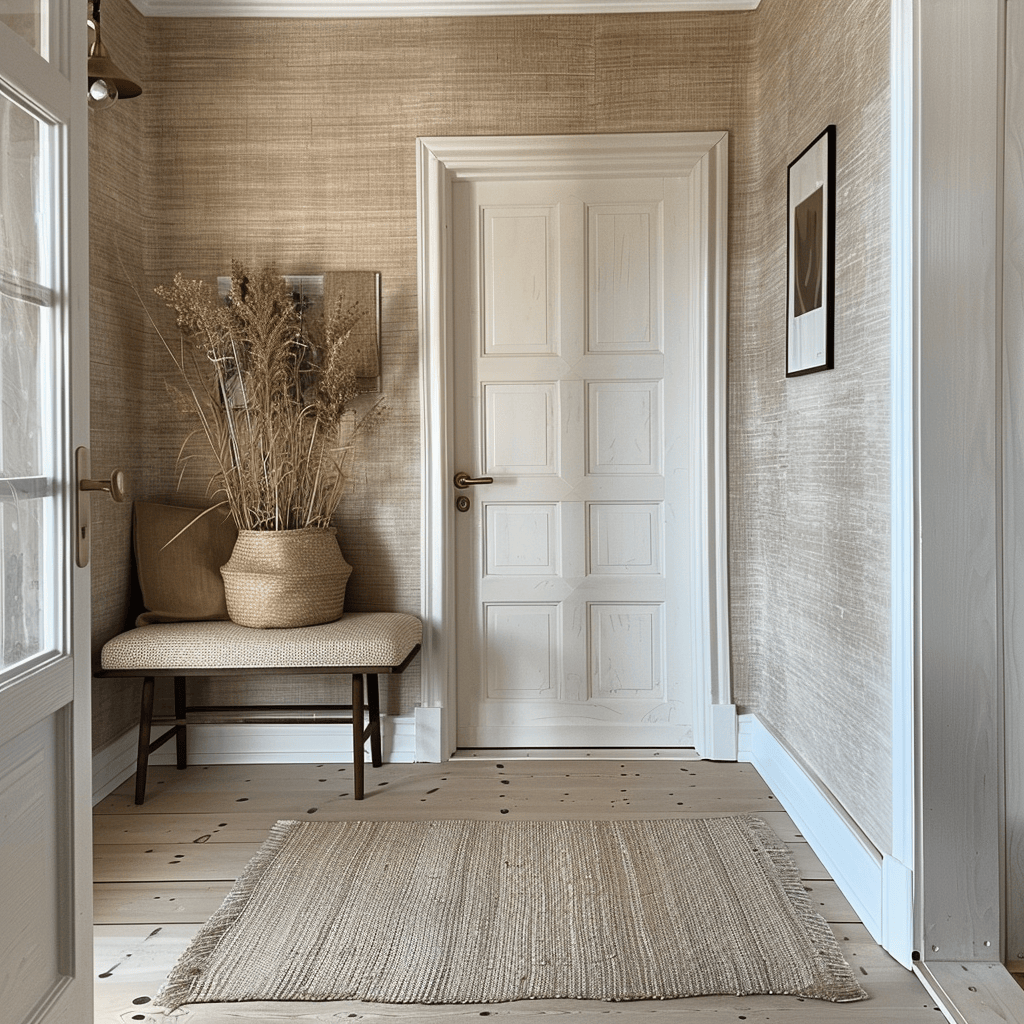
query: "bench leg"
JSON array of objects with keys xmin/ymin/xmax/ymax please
[
  {"xmin": 367, "ymin": 673, "xmax": 382, "ymax": 768},
  {"xmin": 135, "ymin": 676, "xmax": 156, "ymax": 805},
  {"xmin": 174, "ymin": 676, "xmax": 187, "ymax": 769},
  {"xmin": 352, "ymin": 673, "xmax": 364, "ymax": 800}
]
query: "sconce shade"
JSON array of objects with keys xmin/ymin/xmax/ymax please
[
  {"xmin": 88, "ymin": 43, "xmax": 142, "ymax": 100},
  {"xmin": 87, "ymin": 0, "xmax": 142, "ymax": 106}
]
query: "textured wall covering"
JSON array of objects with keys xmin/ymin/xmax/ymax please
[
  {"xmin": 89, "ymin": 0, "xmax": 153, "ymax": 751},
  {"xmin": 89, "ymin": 8, "xmax": 756, "ymax": 737},
  {"xmin": 729, "ymin": 0, "xmax": 893, "ymax": 852},
  {"xmin": 88, "ymin": 0, "xmax": 894, "ymax": 857}
]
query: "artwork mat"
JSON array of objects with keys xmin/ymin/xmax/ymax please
[{"xmin": 786, "ymin": 125, "xmax": 836, "ymax": 377}]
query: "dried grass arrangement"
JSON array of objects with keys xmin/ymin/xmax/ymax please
[{"xmin": 153, "ymin": 262, "xmax": 374, "ymax": 532}]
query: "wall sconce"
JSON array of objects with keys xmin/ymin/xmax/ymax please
[{"xmin": 87, "ymin": 0, "xmax": 142, "ymax": 110}]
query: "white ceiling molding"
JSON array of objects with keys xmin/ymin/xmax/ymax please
[{"xmin": 130, "ymin": 0, "xmax": 759, "ymax": 18}]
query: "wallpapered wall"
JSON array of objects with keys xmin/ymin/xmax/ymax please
[
  {"xmin": 732, "ymin": 0, "xmax": 893, "ymax": 851},
  {"xmin": 88, "ymin": 0, "xmax": 892, "ymax": 854}
]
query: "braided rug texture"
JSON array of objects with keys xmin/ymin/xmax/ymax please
[{"xmin": 158, "ymin": 816, "xmax": 867, "ymax": 1009}]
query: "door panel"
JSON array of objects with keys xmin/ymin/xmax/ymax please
[
  {"xmin": 454, "ymin": 176, "xmax": 692, "ymax": 749},
  {"xmin": 0, "ymin": 10, "xmax": 91, "ymax": 1023}
]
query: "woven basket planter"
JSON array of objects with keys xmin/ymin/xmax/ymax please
[{"xmin": 220, "ymin": 527, "xmax": 353, "ymax": 629}]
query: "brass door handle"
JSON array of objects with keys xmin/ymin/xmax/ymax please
[
  {"xmin": 76, "ymin": 447, "xmax": 130, "ymax": 567},
  {"xmin": 80, "ymin": 468, "xmax": 127, "ymax": 503},
  {"xmin": 454, "ymin": 471, "xmax": 494, "ymax": 489}
]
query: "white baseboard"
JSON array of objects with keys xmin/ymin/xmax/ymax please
[
  {"xmin": 738, "ymin": 713, "xmax": 891, "ymax": 955},
  {"xmin": 93, "ymin": 715, "xmax": 417, "ymax": 804},
  {"xmin": 92, "ymin": 728, "xmax": 143, "ymax": 804}
]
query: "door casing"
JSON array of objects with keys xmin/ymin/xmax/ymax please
[{"xmin": 415, "ymin": 132, "xmax": 732, "ymax": 761}]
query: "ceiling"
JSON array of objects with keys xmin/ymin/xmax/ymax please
[{"xmin": 130, "ymin": 0, "xmax": 760, "ymax": 17}]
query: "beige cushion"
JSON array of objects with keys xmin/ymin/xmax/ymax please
[
  {"xmin": 133, "ymin": 501, "xmax": 238, "ymax": 626},
  {"xmin": 100, "ymin": 612, "xmax": 422, "ymax": 671}
]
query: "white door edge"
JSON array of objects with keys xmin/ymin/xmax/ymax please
[{"xmin": 416, "ymin": 132, "xmax": 731, "ymax": 762}]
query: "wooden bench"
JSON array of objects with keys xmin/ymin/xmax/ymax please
[{"xmin": 98, "ymin": 611, "xmax": 422, "ymax": 804}]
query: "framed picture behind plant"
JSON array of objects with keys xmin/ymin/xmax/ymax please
[{"xmin": 786, "ymin": 124, "xmax": 836, "ymax": 377}]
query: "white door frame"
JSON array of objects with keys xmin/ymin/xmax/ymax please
[{"xmin": 415, "ymin": 132, "xmax": 732, "ymax": 762}]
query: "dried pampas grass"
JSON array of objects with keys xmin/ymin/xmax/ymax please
[{"xmin": 151, "ymin": 261, "xmax": 378, "ymax": 532}]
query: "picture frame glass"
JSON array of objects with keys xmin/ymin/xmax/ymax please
[{"xmin": 787, "ymin": 126, "xmax": 835, "ymax": 376}]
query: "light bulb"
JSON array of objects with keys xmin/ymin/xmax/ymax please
[{"xmin": 88, "ymin": 78, "xmax": 117, "ymax": 110}]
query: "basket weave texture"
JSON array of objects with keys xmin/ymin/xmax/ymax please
[{"xmin": 220, "ymin": 527, "xmax": 352, "ymax": 629}]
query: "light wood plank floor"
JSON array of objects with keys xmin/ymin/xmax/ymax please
[{"xmin": 94, "ymin": 758, "xmax": 941, "ymax": 1022}]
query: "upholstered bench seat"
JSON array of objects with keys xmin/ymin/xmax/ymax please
[
  {"xmin": 97, "ymin": 612, "xmax": 422, "ymax": 805},
  {"xmin": 101, "ymin": 612, "xmax": 422, "ymax": 672}
]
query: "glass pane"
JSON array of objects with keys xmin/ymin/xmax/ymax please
[
  {"xmin": 0, "ymin": 497, "xmax": 45, "ymax": 667},
  {"xmin": 0, "ymin": 90, "xmax": 57, "ymax": 671},
  {"xmin": 0, "ymin": 296, "xmax": 43, "ymax": 476},
  {"xmin": 0, "ymin": 93, "xmax": 41, "ymax": 284},
  {"xmin": 0, "ymin": 1, "xmax": 47, "ymax": 60}
]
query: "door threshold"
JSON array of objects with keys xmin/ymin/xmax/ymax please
[{"xmin": 451, "ymin": 747, "xmax": 701, "ymax": 761}]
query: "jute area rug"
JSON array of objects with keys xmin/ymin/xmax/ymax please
[{"xmin": 158, "ymin": 816, "xmax": 867, "ymax": 1009}]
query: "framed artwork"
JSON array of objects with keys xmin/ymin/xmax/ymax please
[
  {"xmin": 786, "ymin": 124, "xmax": 836, "ymax": 377},
  {"xmin": 218, "ymin": 270, "xmax": 382, "ymax": 392}
]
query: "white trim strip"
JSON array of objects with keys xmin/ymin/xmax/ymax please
[
  {"xmin": 738, "ymin": 714, "xmax": 890, "ymax": 954},
  {"xmin": 92, "ymin": 715, "xmax": 418, "ymax": 804},
  {"xmin": 887, "ymin": 0, "xmax": 916, "ymax": 967},
  {"xmin": 416, "ymin": 132, "xmax": 731, "ymax": 762}
]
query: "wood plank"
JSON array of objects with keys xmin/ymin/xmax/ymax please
[
  {"xmin": 96, "ymin": 839, "xmax": 822, "ymax": 887},
  {"xmin": 94, "ymin": 881, "xmax": 232, "ymax": 924},
  {"xmin": 93, "ymin": 812, "xmax": 283, "ymax": 845},
  {"xmin": 94, "ymin": 843, "xmax": 261, "ymax": 883},
  {"xmin": 915, "ymin": 961, "xmax": 1024, "ymax": 1023},
  {"xmin": 91, "ymin": 806, "xmax": 804, "ymax": 846},
  {"xmin": 96, "ymin": 1003, "xmax": 944, "ymax": 1024},
  {"xmin": 94, "ymin": 789, "xmax": 778, "ymax": 818},
  {"xmin": 95, "ymin": 759, "xmax": 775, "ymax": 800},
  {"xmin": 802, "ymin": 880, "xmax": 859, "ymax": 922},
  {"xmin": 788, "ymin": 841, "xmax": 829, "ymax": 880}
]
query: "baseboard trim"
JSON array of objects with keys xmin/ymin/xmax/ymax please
[
  {"xmin": 92, "ymin": 728, "xmax": 142, "ymax": 804},
  {"xmin": 738, "ymin": 713, "xmax": 887, "ymax": 951},
  {"xmin": 92, "ymin": 715, "xmax": 417, "ymax": 804}
]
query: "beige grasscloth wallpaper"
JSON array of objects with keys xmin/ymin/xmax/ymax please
[{"xmin": 90, "ymin": 0, "xmax": 892, "ymax": 853}]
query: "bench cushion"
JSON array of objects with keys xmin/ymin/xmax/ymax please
[{"xmin": 100, "ymin": 612, "xmax": 422, "ymax": 672}]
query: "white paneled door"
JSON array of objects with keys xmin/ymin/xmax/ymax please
[
  {"xmin": 454, "ymin": 176, "xmax": 694, "ymax": 748},
  {"xmin": 0, "ymin": 7, "xmax": 92, "ymax": 1023}
]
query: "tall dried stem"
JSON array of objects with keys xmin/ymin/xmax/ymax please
[{"xmin": 153, "ymin": 262, "xmax": 374, "ymax": 531}]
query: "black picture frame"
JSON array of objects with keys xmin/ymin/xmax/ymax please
[{"xmin": 786, "ymin": 124, "xmax": 836, "ymax": 377}]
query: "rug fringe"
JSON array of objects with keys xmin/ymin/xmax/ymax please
[
  {"xmin": 741, "ymin": 814, "xmax": 868, "ymax": 1003},
  {"xmin": 156, "ymin": 819, "xmax": 299, "ymax": 1011}
]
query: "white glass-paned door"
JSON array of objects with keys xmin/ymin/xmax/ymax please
[
  {"xmin": 0, "ymin": 89, "xmax": 60, "ymax": 675},
  {"xmin": 0, "ymin": 1, "xmax": 51, "ymax": 62},
  {"xmin": 0, "ymin": 4, "xmax": 91, "ymax": 1019}
]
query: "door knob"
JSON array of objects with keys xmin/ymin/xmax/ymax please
[
  {"xmin": 454, "ymin": 471, "xmax": 494, "ymax": 489},
  {"xmin": 80, "ymin": 468, "xmax": 127, "ymax": 503}
]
